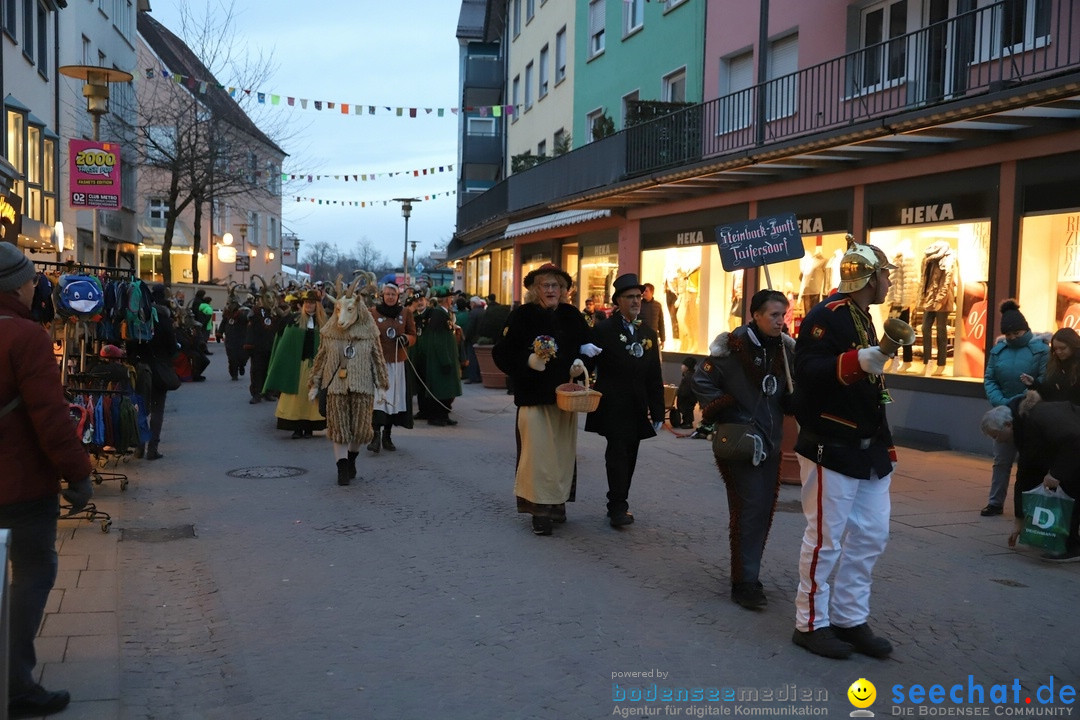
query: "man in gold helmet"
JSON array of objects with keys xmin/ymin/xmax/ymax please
[{"xmin": 790, "ymin": 238, "xmax": 900, "ymax": 660}]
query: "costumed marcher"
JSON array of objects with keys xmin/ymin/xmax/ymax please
[
  {"xmin": 492, "ymin": 263, "xmax": 598, "ymax": 536},
  {"xmin": 414, "ymin": 286, "xmax": 463, "ymax": 426},
  {"xmin": 693, "ymin": 289, "xmax": 795, "ymax": 610},
  {"xmin": 409, "ymin": 291, "xmax": 431, "ymax": 420},
  {"xmin": 218, "ymin": 296, "xmax": 251, "ymax": 381},
  {"xmin": 244, "ymin": 294, "xmax": 279, "ymax": 404},
  {"xmin": 368, "ymin": 282, "xmax": 416, "ymax": 452},
  {"xmin": 125, "ymin": 283, "xmax": 179, "ymax": 461},
  {"xmin": 0, "ymin": 242, "xmax": 94, "ymax": 718},
  {"xmin": 981, "ymin": 393, "xmax": 1080, "ymax": 561},
  {"xmin": 791, "ymin": 240, "xmax": 899, "ymax": 659},
  {"xmin": 309, "ymin": 276, "xmax": 389, "ymax": 485},
  {"xmin": 981, "ymin": 300, "xmax": 1048, "ymax": 516},
  {"xmin": 584, "ymin": 273, "xmax": 666, "ymax": 528},
  {"xmin": 264, "ymin": 289, "xmax": 327, "ymax": 439}
]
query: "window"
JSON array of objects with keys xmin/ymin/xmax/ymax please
[
  {"xmin": 266, "ymin": 160, "xmax": 279, "ymax": 193},
  {"xmin": 148, "ymin": 198, "xmax": 168, "ymax": 228},
  {"xmin": 585, "ymin": 107, "xmax": 605, "ymax": 143},
  {"xmin": 1000, "ymin": 0, "xmax": 1050, "ymax": 52},
  {"xmin": 468, "ymin": 117, "xmax": 497, "ymax": 136},
  {"xmin": 588, "ymin": 0, "xmax": 605, "ymax": 58},
  {"xmin": 26, "ymin": 124, "xmax": 40, "ymax": 220},
  {"xmin": 511, "ymin": 75, "xmax": 520, "ymax": 120},
  {"xmin": 526, "ymin": 0, "xmax": 534, "ymax": 22},
  {"xmin": 212, "ymin": 199, "xmax": 223, "ymax": 235},
  {"xmin": 248, "ymin": 212, "xmax": 260, "ymax": 246},
  {"xmin": 553, "ymin": 127, "xmax": 567, "ymax": 154},
  {"xmin": 663, "ymin": 68, "xmax": 686, "ymax": 103},
  {"xmin": 35, "ymin": 1, "xmax": 45, "ymax": 74},
  {"xmin": 766, "ymin": 33, "xmax": 798, "ymax": 120},
  {"xmin": 512, "ymin": 0, "xmax": 520, "ymax": 37},
  {"xmin": 537, "ymin": 140, "xmax": 546, "ymax": 157},
  {"xmin": 663, "ymin": 0, "xmax": 689, "ymax": 9},
  {"xmin": 246, "ymin": 151, "xmax": 257, "ymax": 184},
  {"xmin": 622, "ymin": 89, "xmax": 639, "ymax": 129},
  {"xmin": 719, "ymin": 50, "xmax": 754, "ymax": 132},
  {"xmin": 858, "ymin": 0, "xmax": 907, "ymax": 91},
  {"xmin": 268, "ymin": 217, "xmax": 279, "ymax": 248},
  {"xmin": 145, "ymin": 126, "xmax": 176, "ymax": 164},
  {"xmin": 6, "ymin": 110, "xmax": 25, "ymax": 203},
  {"xmin": 42, "ymin": 136, "xmax": 55, "ymax": 224},
  {"xmin": 524, "ymin": 61, "xmax": 534, "ymax": 110},
  {"xmin": 22, "ymin": 0, "xmax": 32, "ymax": 61},
  {"xmin": 3, "ymin": 0, "xmax": 16, "ymax": 37},
  {"xmin": 82, "ymin": 35, "xmax": 91, "ymax": 65},
  {"xmin": 539, "ymin": 44, "xmax": 549, "ymax": 98},
  {"xmin": 624, "ymin": 0, "xmax": 643, "ymax": 36},
  {"xmin": 555, "ymin": 26, "xmax": 567, "ymax": 82}
]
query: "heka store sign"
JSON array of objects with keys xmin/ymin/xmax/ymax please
[{"xmin": 69, "ymin": 139, "xmax": 122, "ymax": 210}]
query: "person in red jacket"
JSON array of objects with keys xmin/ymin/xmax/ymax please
[{"xmin": 0, "ymin": 241, "xmax": 94, "ymax": 718}]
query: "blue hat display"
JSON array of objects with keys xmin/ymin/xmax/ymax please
[{"xmin": 0, "ymin": 241, "xmax": 35, "ymax": 293}]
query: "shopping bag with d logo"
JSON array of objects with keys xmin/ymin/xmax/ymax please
[{"xmin": 1019, "ymin": 485, "xmax": 1075, "ymax": 554}]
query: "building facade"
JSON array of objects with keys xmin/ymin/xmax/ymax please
[{"xmin": 450, "ymin": 0, "xmax": 1080, "ymax": 454}]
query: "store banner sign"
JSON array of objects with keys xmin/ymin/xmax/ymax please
[
  {"xmin": 0, "ymin": 191, "xmax": 23, "ymax": 242},
  {"xmin": 714, "ymin": 213, "xmax": 805, "ymax": 272},
  {"xmin": 69, "ymin": 139, "xmax": 122, "ymax": 210}
]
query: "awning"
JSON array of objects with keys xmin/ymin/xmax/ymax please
[
  {"xmin": 504, "ymin": 209, "xmax": 611, "ymax": 239},
  {"xmin": 138, "ymin": 222, "xmax": 193, "ymax": 248}
]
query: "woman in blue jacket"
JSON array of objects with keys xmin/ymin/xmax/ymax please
[{"xmin": 982, "ymin": 300, "xmax": 1048, "ymax": 516}]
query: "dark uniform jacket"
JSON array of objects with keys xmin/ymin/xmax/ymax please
[
  {"xmin": 244, "ymin": 305, "xmax": 278, "ymax": 354},
  {"xmin": 584, "ymin": 314, "xmax": 665, "ymax": 440},
  {"xmin": 793, "ymin": 293, "xmax": 895, "ymax": 479},
  {"xmin": 492, "ymin": 302, "xmax": 591, "ymax": 407}
]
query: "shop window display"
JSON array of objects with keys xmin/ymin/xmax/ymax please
[
  {"xmin": 640, "ymin": 245, "xmax": 738, "ymax": 355},
  {"xmin": 757, "ymin": 232, "xmax": 850, "ymax": 337},
  {"xmin": 869, "ymin": 220, "xmax": 989, "ymax": 380},
  {"xmin": 579, "ymin": 244, "xmax": 618, "ymax": 315},
  {"xmin": 521, "ymin": 253, "xmax": 552, "ymax": 291},
  {"xmin": 1018, "ymin": 212, "xmax": 1080, "ymax": 336}
]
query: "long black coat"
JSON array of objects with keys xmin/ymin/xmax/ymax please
[
  {"xmin": 584, "ymin": 314, "xmax": 665, "ymax": 440},
  {"xmin": 492, "ymin": 302, "xmax": 591, "ymax": 407}
]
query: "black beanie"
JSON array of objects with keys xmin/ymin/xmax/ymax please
[{"xmin": 999, "ymin": 299, "xmax": 1029, "ymax": 334}]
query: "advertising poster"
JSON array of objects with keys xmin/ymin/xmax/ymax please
[{"xmin": 69, "ymin": 139, "xmax": 122, "ymax": 210}]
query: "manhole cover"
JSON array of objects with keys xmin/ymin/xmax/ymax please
[
  {"xmin": 227, "ymin": 466, "xmax": 308, "ymax": 479},
  {"xmin": 121, "ymin": 525, "xmax": 196, "ymax": 542}
]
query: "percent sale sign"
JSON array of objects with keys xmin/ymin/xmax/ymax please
[{"xmin": 69, "ymin": 139, "xmax": 122, "ymax": 210}]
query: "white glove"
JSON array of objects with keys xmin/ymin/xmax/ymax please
[
  {"xmin": 527, "ymin": 353, "xmax": 548, "ymax": 372},
  {"xmin": 579, "ymin": 343, "xmax": 602, "ymax": 358},
  {"xmin": 308, "ymin": 386, "xmax": 319, "ymax": 402},
  {"xmin": 570, "ymin": 359, "xmax": 586, "ymax": 378},
  {"xmin": 857, "ymin": 347, "xmax": 890, "ymax": 375}
]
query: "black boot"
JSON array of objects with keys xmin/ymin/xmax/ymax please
[
  {"xmin": 366, "ymin": 426, "xmax": 381, "ymax": 453},
  {"xmin": 347, "ymin": 451, "xmax": 358, "ymax": 479},
  {"xmin": 336, "ymin": 458, "xmax": 350, "ymax": 486},
  {"xmin": 382, "ymin": 425, "xmax": 396, "ymax": 451}
]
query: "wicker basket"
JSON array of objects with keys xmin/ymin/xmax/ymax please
[{"xmin": 555, "ymin": 373, "xmax": 602, "ymax": 413}]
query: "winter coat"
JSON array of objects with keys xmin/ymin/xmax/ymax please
[
  {"xmin": 414, "ymin": 305, "xmax": 463, "ymax": 401},
  {"xmin": 371, "ymin": 304, "xmax": 416, "ymax": 364},
  {"xmin": 219, "ymin": 306, "xmax": 251, "ymax": 358},
  {"xmin": 984, "ymin": 331, "xmax": 1049, "ymax": 407},
  {"xmin": 492, "ymin": 302, "xmax": 592, "ymax": 407},
  {"xmin": 1031, "ymin": 356, "xmax": 1080, "ymax": 403},
  {"xmin": 263, "ymin": 318, "xmax": 320, "ymax": 395},
  {"xmin": 584, "ymin": 313, "xmax": 665, "ymax": 440},
  {"xmin": 916, "ymin": 241, "xmax": 957, "ymax": 312},
  {"xmin": 885, "ymin": 250, "xmax": 918, "ymax": 308},
  {"xmin": 0, "ymin": 293, "xmax": 92, "ymax": 504},
  {"xmin": 639, "ymin": 298, "xmax": 666, "ymax": 342}
]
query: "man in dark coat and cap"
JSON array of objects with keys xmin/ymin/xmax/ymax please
[{"xmin": 585, "ymin": 273, "xmax": 665, "ymax": 528}]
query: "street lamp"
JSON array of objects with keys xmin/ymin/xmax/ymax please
[
  {"xmin": 410, "ymin": 240, "xmax": 418, "ymax": 279},
  {"xmin": 58, "ymin": 65, "xmax": 134, "ymax": 266},
  {"xmin": 393, "ymin": 198, "xmax": 420, "ymax": 286}
]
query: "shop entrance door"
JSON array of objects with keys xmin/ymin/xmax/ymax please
[{"xmin": 920, "ymin": 0, "xmax": 974, "ymax": 104}]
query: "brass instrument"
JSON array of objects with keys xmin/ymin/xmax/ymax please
[{"xmin": 879, "ymin": 317, "xmax": 916, "ymax": 357}]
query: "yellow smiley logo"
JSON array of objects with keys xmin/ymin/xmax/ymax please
[{"xmin": 848, "ymin": 678, "xmax": 876, "ymax": 709}]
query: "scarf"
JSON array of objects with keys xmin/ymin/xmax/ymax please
[{"xmin": 375, "ymin": 302, "xmax": 402, "ymax": 319}]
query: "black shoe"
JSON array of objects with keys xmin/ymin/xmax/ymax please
[
  {"xmin": 8, "ymin": 685, "xmax": 70, "ymax": 718},
  {"xmin": 1040, "ymin": 548, "xmax": 1080, "ymax": 563},
  {"xmin": 146, "ymin": 449, "xmax": 163, "ymax": 461},
  {"xmin": 792, "ymin": 626, "xmax": 854, "ymax": 659},
  {"xmin": 230, "ymin": 375, "xmax": 239, "ymax": 381},
  {"xmin": 303, "ymin": 429, "xmax": 314, "ymax": 438},
  {"xmin": 551, "ymin": 506, "xmax": 567, "ymax": 524},
  {"xmin": 367, "ymin": 436, "xmax": 381, "ymax": 453},
  {"xmin": 427, "ymin": 418, "xmax": 448, "ymax": 427},
  {"xmin": 609, "ymin": 510, "xmax": 635, "ymax": 528},
  {"xmin": 382, "ymin": 435, "xmax": 396, "ymax": 451},
  {"xmin": 832, "ymin": 623, "xmax": 893, "ymax": 658},
  {"xmin": 239, "ymin": 367, "xmax": 245, "ymax": 376},
  {"xmin": 532, "ymin": 516, "xmax": 553, "ymax": 536},
  {"xmin": 445, "ymin": 418, "xmax": 458, "ymax": 426},
  {"xmin": 980, "ymin": 504, "xmax": 1004, "ymax": 516},
  {"xmin": 346, "ymin": 451, "xmax": 358, "ymax": 480},
  {"xmin": 249, "ymin": 395, "xmax": 261, "ymax": 404},
  {"xmin": 291, "ymin": 430, "xmax": 304, "ymax": 439},
  {"xmin": 263, "ymin": 393, "xmax": 276, "ymax": 401},
  {"xmin": 731, "ymin": 581, "xmax": 767, "ymax": 610},
  {"xmin": 336, "ymin": 458, "xmax": 351, "ymax": 486},
  {"xmin": 192, "ymin": 375, "xmax": 207, "ymax": 382}
]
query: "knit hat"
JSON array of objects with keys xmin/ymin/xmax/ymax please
[
  {"xmin": 999, "ymin": 299, "xmax": 1029, "ymax": 334},
  {"xmin": 0, "ymin": 241, "xmax": 35, "ymax": 293}
]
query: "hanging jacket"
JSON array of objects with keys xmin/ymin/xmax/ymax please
[{"xmin": 916, "ymin": 241, "xmax": 957, "ymax": 312}]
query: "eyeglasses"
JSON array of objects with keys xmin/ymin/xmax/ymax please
[{"xmin": 538, "ymin": 282, "xmax": 563, "ymax": 290}]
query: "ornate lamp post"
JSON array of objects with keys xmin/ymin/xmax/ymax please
[{"xmin": 393, "ymin": 198, "xmax": 420, "ymax": 286}]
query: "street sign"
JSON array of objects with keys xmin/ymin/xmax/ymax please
[
  {"xmin": 714, "ymin": 212, "xmax": 805, "ymax": 272},
  {"xmin": 415, "ymin": 262, "xmax": 424, "ymax": 274},
  {"xmin": 235, "ymin": 256, "xmax": 250, "ymax": 272}
]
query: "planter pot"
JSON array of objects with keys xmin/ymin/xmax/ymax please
[{"xmin": 473, "ymin": 344, "xmax": 507, "ymax": 389}]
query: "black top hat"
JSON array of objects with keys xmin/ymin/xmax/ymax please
[
  {"xmin": 611, "ymin": 273, "xmax": 646, "ymax": 300},
  {"xmin": 523, "ymin": 263, "xmax": 573, "ymax": 290}
]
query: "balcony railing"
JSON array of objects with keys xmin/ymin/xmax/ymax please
[
  {"xmin": 462, "ymin": 133, "xmax": 503, "ymax": 166},
  {"xmin": 464, "ymin": 55, "xmax": 503, "ymax": 91},
  {"xmin": 627, "ymin": 0, "xmax": 1080, "ymax": 175}
]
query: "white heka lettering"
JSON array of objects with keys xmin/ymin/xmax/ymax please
[
  {"xmin": 901, "ymin": 203, "xmax": 955, "ymax": 225},
  {"xmin": 798, "ymin": 217, "xmax": 824, "ymax": 233},
  {"xmin": 676, "ymin": 231, "xmax": 704, "ymax": 246}
]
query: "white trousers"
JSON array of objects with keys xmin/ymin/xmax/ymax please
[{"xmin": 794, "ymin": 461, "xmax": 891, "ymax": 632}]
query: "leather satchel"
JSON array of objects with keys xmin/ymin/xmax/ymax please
[
  {"xmin": 711, "ymin": 423, "xmax": 766, "ymax": 466},
  {"xmin": 150, "ymin": 357, "xmax": 181, "ymax": 391}
]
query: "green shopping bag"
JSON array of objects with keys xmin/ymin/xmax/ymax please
[{"xmin": 1019, "ymin": 485, "xmax": 1075, "ymax": 554}]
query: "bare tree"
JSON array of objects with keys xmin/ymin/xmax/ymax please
[{"xmin": 303, "ymin": 240, "xmax": 339, "ymax": 283}]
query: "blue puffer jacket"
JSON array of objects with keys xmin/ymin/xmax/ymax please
[{"xmin": 984, "ymin": 331, "xmax": 1049, "ymax": 407}]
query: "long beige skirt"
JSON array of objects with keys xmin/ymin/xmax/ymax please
[{"xmin": 514, "ymin": 404, "xmax": 577, "ymax": 507}]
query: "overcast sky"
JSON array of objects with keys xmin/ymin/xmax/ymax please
[{"xmin": 145, "ymin": 0, "xmax": 463, "ymax": 269}]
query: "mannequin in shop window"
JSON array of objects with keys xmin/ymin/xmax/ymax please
[
  {"xmin": 916, "ymin": 240, "xmax": 957, "ymax": 376},
  {"xmin": 827, "ymin": 248, "xmax": 845, "ymax": 294},
  {"xmin": 798, "ymin": 239, "xmax": 829, "ymax": 316},
  {"xmin": 883, "ymin": 240, "xmax": 917, "ymax": 372}
]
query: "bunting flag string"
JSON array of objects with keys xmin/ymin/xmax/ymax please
[
  {"xmin": 284, "ymin": 164, "xmax": 454, "ymax": 183},
  {"xmin": 144, "ymin": 68, "xmax": 517, "ymax": 118},
  {"xmin": 292, "ymin": 190, "xmax": 457, "ymax": 208}
]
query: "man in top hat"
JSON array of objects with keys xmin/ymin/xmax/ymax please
[
  {"xmin": 790, "ymin": 241, "xmax": 899, "ymax": 660},
  {"xmin": 584, "ymin": 273, "xmax": 666, "ymax": 528}
]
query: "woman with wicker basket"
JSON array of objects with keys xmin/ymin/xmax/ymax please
[{"xmin": 492, "ymin": 263, "xmax": 601, "ymax": 536}]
